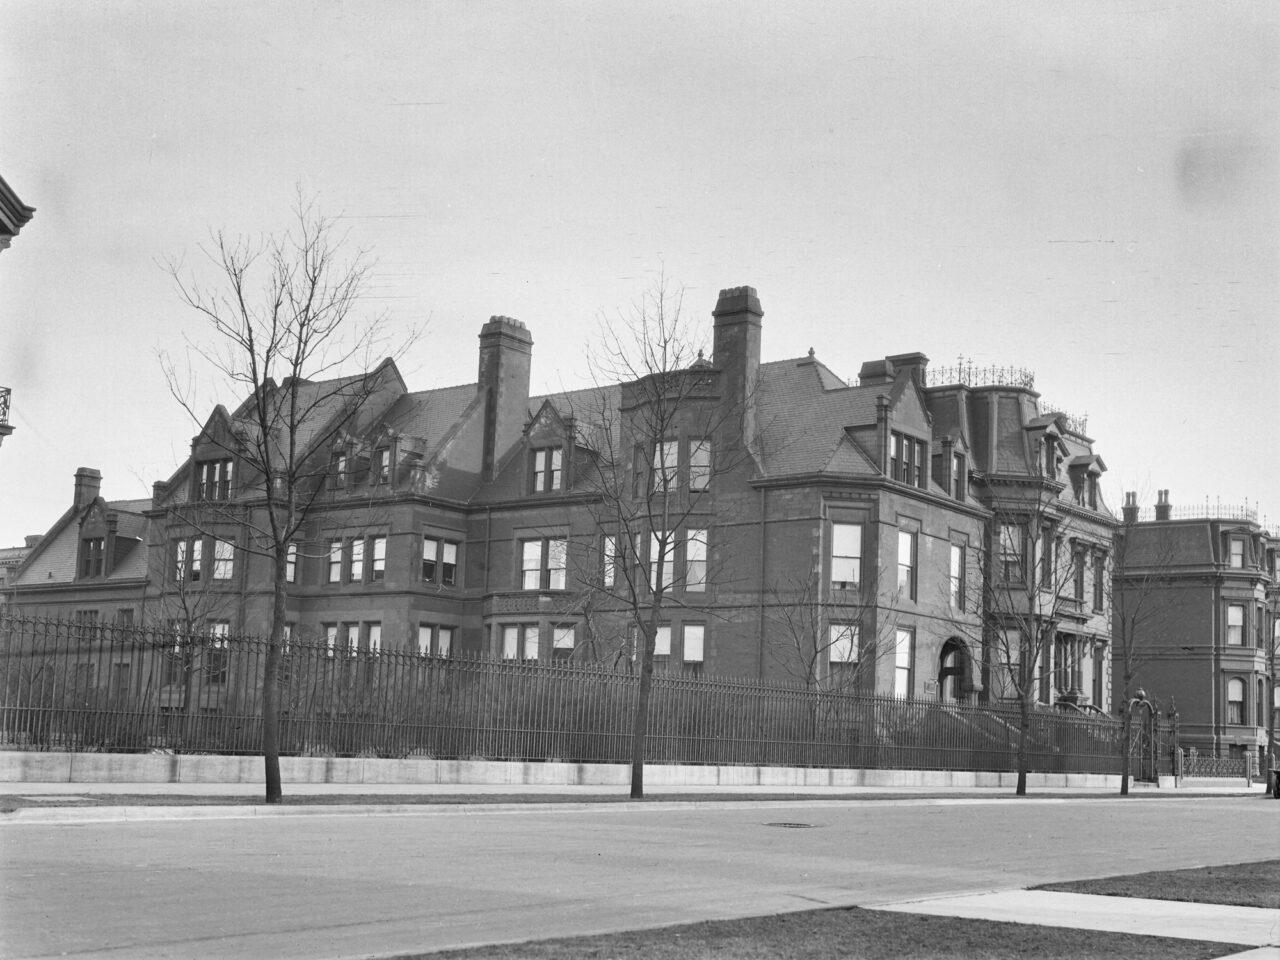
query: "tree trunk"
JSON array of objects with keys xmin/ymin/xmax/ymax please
[
  {"xmin": 261, "ymin": 546, "xmax": 287, "ymax": 804},
  {"xmin": 629, "ymin": 640, "xmax": 654, "ymax": 799},
  {"xmin": 1016, "ymin": 694, "xmax": 1030, "ymax": 796},
  {"xmin": 1120, "ymin": 705, "xmax": 1132, "ymax": 796}
]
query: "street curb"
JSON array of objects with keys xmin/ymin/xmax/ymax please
[{"xmin": 0, "ymin": 792, "xmax": 1265, "ymax": 825}]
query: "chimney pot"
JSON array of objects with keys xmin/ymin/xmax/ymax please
[{"xmin": 73, "ymin": 467, "xmax": 102, "ymax": 510}]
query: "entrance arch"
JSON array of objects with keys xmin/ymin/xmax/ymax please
[{"xmin": 938, "ymin": 637, "xmax": 972, "ymax": 702}]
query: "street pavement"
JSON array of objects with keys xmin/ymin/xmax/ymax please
[{"xmin": 1, "ymin": 787, "xmax": 1276, "ymax": 959}]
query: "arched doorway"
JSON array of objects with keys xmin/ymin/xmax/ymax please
[{"xmin": 938, "ymin": 638, "xmax": 971, "ymax": 702}]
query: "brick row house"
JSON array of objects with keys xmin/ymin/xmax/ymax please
[
  {"xmin": 8, "ymin": 286, "xmax": 1119, "ymax": 711},
  {"xmin": 1113, "ymin": 491, "xmax": 1277, "ymax": 772}
]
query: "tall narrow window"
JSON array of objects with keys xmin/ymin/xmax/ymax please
[
  {"xmin": 197, "ymin": 459, "xmax": 233, "ymax": 500},
  {"xmin": 1229, "ymin": 538, "xmax": 1245, "ymax": 569},
  {"xmin": 890, "ymin": 433, "xmax": 902, "ymax": 481},
  {"xmin": 212, "ymin": 540, "xmax": 234, "ymax": 580},
  {"xmin": 441, "ymin": 541, "xmax": 458, "ymax": 587},
  {"xmin": 344, "ymin": 622, "xmax": 360, "ymax": 657},
  {"xmin": 437, "ymin": 626, "xmax": 453, "ymax": 657},
  {"xmin": 649, "ymin": 532, "xmax": 669, "ymax": 592},
  {"xmin": 893, "ymin": 628, "xmax": 914, "ymax": 699},
  {"xmin": 831, "ymin": 523, "xmax": 862, "ymax": 590},
  {"xmin": 330, "ymin": 451, "xmax": 348, "ymax": 489},
  {"xmin": 682, "ymin": 623, "xmax": 705, "ymax": 663},
  {"xmin": 689, "ymin": 439, "xmax": 711, "ymax": 491},
  {"xmin": 999, "ymin": 524, "xmax": 1024, "ymax": 583},
  {"xmin": 374, "ymin": 448, "xmax": 391, "ymax": 485},
  {"xmin": 652, "ymin": 440, "xmax": 678, "ymax": 491},
  {"xmin": 366, "ymin": 622, "xmax": 382, "ymax": 656},
  {"xmin": 370, "ymin": 536, "xmax": 386, "ymax": 581},
  {"xmin": 949, "ymin": 544, "xmax": 965, "ymax": 610},
  {"xmin": 1226, "ymin": 677, "xmax": 1245, "ymax": 725},
  {"xmin": 1226, "ymin": 604, "xmax": 1245, "ymax": 646},
  {"xmin": 1092, "ymin": 553, "xmax": 1106, "ymax": 611},
  {"xmin": 80, "ymin": 538, "xmax": 105, "ymax": 578},
  {"xmin": 324, "ymin": 623, "xmax": 338, "ymax": 657},
  {"xmin": 532, "ymin": 447, "xmax": 563, "ymax": 492},
  {"xmin": 349, "ymin": 539, "xmax": 364, "ymax": 582},
  {"xmin": 327, "ymin": 540, "xmax": 343, "ymax": 583},
  {"xmin": 1073, "ymin": 548, "xmax": 1085, "ymax": 600},
  {"xmin": 521, "ymin": 540, "xmax": 542, "ymax": 589},
  {"xmin": 552, "ymin": 625, "xmax": 575, "ymax": 660},
  {"xmin": 685, "ymin": 529, "xmax": 707, "ymax": 592},
  {"xmin": 423, "ymin": 538, "xmax": 438, "ymax": 582},
  {"xmin": 602, "ymin": 535, "xmax": 618, "ymax": 588},
  {"xmin": 188, "ymin": 539, "xmax": 203, "ymax": 582},
  {"xmin": 205, "ymin": 621, "xmax": 229, "ymax": 685},
  {"xmin": 952, "ymin": 453, "xmax": 965, "ymax": 500},
  {"xmin": 897, "ymin": 530, "xmax": 916, "ymax": 600},
  {"xmin": 285, "ymin": 542, "xmax": 298, "ymax": 583}
]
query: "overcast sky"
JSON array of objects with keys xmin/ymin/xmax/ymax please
[{"xmin": 1, "ymin": 1, "xmax": 1276, "ymax": 546}]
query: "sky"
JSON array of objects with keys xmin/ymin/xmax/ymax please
[{"xmin": 1, "ymin": 1, "xmax": 1276, "ymax": 546}]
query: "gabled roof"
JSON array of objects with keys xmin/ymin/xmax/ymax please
[
  {"xmin": 381, "ymin": 382, "xmax": 479, "ymax": 462},
  {"xmin": 11, "ymin": 495, "xmax": 152, "ymax": 586}
]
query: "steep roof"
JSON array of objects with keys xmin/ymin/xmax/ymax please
[
  {"xmin": 11, "ymin": 495, "xmax": 152, "ymax": 586},
  {"xmin": 382, "ymin": 382, "xmax": 480, "ymax": 461}
]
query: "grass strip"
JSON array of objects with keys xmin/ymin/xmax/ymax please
[
  {"xmin": 1036, "ymin": 859, "xmax": 1280, "ymax": 909},
  {"xmin": 389, "ymin": 906, "xmax": 1237, "ymax": 960}
]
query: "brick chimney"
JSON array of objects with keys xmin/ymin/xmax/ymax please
[
  {"xmin": 1122, "ymin": 491, "xmax": 1139, "ymax": 524},
  {"xmin": 712, "ymin": 286, "xmax": 762, "ymax": 450},
  {"xmin": 1154, "ymin": 489, "xmax": 1171, "ymax": 521},
  {"xmin": 73, "ymin": 467, "xmax": 102, "ymax": 510},
  {"xmin": 886, "ymin": 352, "xmax": 930, "ymax": 389},
  {"xmin": 477, "ymin": 317, "xmax": 533, "ymax": 480}
]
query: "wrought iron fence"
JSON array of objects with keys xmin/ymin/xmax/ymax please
[{"xmin": 0, "ymin": 612, "xmax": 1164, "ymax": 776}]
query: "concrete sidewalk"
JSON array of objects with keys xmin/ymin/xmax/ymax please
[{"xmin": 877, "ymin": 890, "xmax": 1280, "ymax": 953}]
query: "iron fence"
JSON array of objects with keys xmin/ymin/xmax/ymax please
[{"xmin": 0, "ymin": 612, "xmax": 1166, "ymax": 775}]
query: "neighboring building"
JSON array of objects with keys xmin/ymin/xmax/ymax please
[
  {"xmin": 0, "ymin": 173, "xmax": 34, "ymax": 253},
  {"xmin": 7, "ymin": 286, "xmax": 1116, "ymax": 709},
  {"xmin": 1114, "ymin": 491, "xmax": 1275, "ymax": 771},
  {"xmin": 0, "ymin": 536, "xmax": 42, "ymax": 597}
]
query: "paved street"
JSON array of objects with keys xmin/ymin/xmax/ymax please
[{"xmin": 2, "ymin": 796, "xmax": 1276, "ymax": 960}]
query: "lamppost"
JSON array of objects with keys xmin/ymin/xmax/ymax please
[{"xmin": 1121, "ymin": 687, "xmax": 1154, "ymax": 796}]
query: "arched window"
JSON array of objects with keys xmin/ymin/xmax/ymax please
[
  {"xmin": 938, "ymin": 638, "xmax": 970, "ymax": 702},
  {"xmin": 1226, "ymin": 678, "xmax": 1245, "ymax": 725}
]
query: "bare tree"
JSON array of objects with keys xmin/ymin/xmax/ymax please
[
  {"xmin": 162, "ymin": 194, "xmax": 416, "ymax": 802},
  {"xmin": 568, "ymin": 277, "xmax": 752, "ymax": 798},
  {"xmin": 957, "ymin": 482, "xmax": 1112, "ymax": 796}
]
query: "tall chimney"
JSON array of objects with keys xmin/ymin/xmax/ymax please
[
  {"xmin": 73, "ymin": 467, "xmax": 102, "ymax": 510},
  {"xmin": 1122, "ymin": 491, "xmax": 1139, "ymax": 524},
  {"xmin": 712, "ymin": 286, "xmax": 762, "ymax": 451},
  {"xmin": 1154, "ymin": 489, "xmax": 1171, "ymax": 521},
  {"xmin": 477, "ymin": 317, "xmax": 533, "ymax": 481}
]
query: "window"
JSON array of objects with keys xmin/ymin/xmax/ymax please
[
  {"xmin": 552, "ymin": 624, "xmax": 576, "ymax": 660},
  {"xmin": 366, "ymin": 622, "xmax": 382, "ymax": 656},
  {"xmin": 890, "ymin": 432, "xmax": 926, "ymax": 488},
  {"xmin": 115, "ymin": 608, "xmax": 134, "ymax": 628},
  {"xmin": 685, "ymin": 529, "xmax": 707, "ymax": 592},
  {"xmin": 370, "ymin": 536, "xmax": 386, "ymax": 581},
  {"xmin": 174, "ymin": 537, "xmax": 203, "ymax": 582},
  {"xmin": 829, "ymin": 623, "xmax": 858, "ymax": 666},
  {"xmin": 1092, "ymin": 553, "xmax": 1106, "ymax": 612},
  {"xmin": 423, "ymin": 538, "xmax": 462, "ymax": 588},
  {"xmin": 1229, "ymin": 538, "xmax": 1245, "ymax": 569},
  {"xmin": 831, "ymin": 523, "xmax": 861, "ymax": 590},
  {"xmin": 196, "ymin": 458, "xmax": 233, "ymax": 500},
  {"xmin": 330, "ymin": 451, "xmax": 348, "ymax": 489},
  {"xmin": 689, "ymin": 439, "xmax": 711, "ymax": 491},
  {"xmin": 952, "ymin": 454, "xmax": 965, "ymax": 501},
  {"xmin": 521, "ymin": 537, "xmax": 567, "ymax": 590},
  {"xmin": 949, "ymin": 544, "xmax": 965, "ymax": 610},
  {"xmin": 897, "ymin": 530, "xmax": 916, "ymax": 599},
  {"xmin": 653, "ymin": 624, "xmax": 672, "ymax": 657},
  {"xmin": 531, "ymin": 447, "xmax": 563, "ymax": 492},
  {"xmin": 502, "ymin": 623, "xmax": 539, "ymax": 661},
  {"xmin": 1039, "ymin": 529, "xmax": 1056, "ymax": 587},
  {"xmin": 373, "ymin": 447, "xmax": 391, "ymax": 485},
  {"xmin": 682, "ymin": 623, "xmax": 704, "ymax": 663},
  {"xmin": 1226, "ymin": 604, "xmax": 1245, "ymax": 646},
  {"xmin": 349, "ymin": 539, "xmax": 364, "ymax": 582},
  {"xmin": 323, "ymin": 623, "xmax": 338, "ymax": 657},
  {"xmin": 438, "ymin": 626, "xmax": 453, "ymax": 657},
  {"xmin": 653, "ymin": 440, "xmax": 678, "ymax": 491},
  {"xmin": 649, "ymin": 532, "xmax": 670, "ymax": 592},
  {"xmin": 327, "ymin": 540, "xmax": 343, "ymax": 583},
  {"xmin": 285, "ymin": 542, "xmax": 298, "ymax": 583},
  {"xmin": 212, "ymin": 540, "xmax": 234, "ymax": 580},
  {"xmin": 1073, "ymin": 548, "xmax": 1085, "ymax": 601},
  {"xmin": 74, "ymin": 609, "xmax": 100, "ymax": 641},
  {"xmin": 205, "ymin": 621, "xmax": 229, "ymax": 685},
  {"xmin": 80, "ymin": 537, "xmax": 104, "ymax": 578},
  {"xmin": 111, "ymin": 662, "xmax": 131, "ymax": 700},
  {"xmin": 893, "ymin": 628, "xmax": 914, "ymax": 699},
  {"xmin": 999, "ymin": 524, "xmax": 1024, "ymax": 583},
  {"xmin": 1227, "ymin": 677, "xmax": 1245, "ymax": 725},
  {"xmin": 344, "ymin": 622, "xmax": 360, "ymax": 657},
  {"xmin": 1258, "ymin": 679, "xmax": 1267, "ymax": 728},
  {"xmin": 602, "ymin": 535, "xmax": 618, "ymax": 588}
]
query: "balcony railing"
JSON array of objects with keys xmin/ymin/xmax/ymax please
[
  {"xmin": 1135, "ymin": 500, "xmax": 1261, "ymax": 523},
  {"xmin": 0, "ymin": 386, "xmax": 10, "ymax": 425},
  {"xmin": 926, "ymin": 359, "xmax": 1035, "ymax": 390}
]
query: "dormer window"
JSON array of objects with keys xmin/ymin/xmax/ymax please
[
  {"xmin": 952, "ymin": 453, "xmax": 965, "ymax": 501},
  {"xmin": 79, "ymin": 537, "xmax": 104, "ymax": 579},
  {"xmin": 196, "ymin": 458, "xmax": 233, "ymax": 501},
  {"xmin": 1229, "ymin": 538, "xmax": 1245, "ymax": 569},
  {"xmin": 373, "ymin": 447, "xmax": 391, "ymax": 485},
  {"xmin": 531, "ymin": 447, "xmax": 563, "ymax": 492},
  {"xmin": 330, "ymin": 451, "xmax": 349, "ymax": 489},
  {"xmin": 1043, "ymin": 441, "xmax": 1058, "ymax": 479},
  {"xmin": 890, "ymin": 432, "xmax": 926, "ymax": 488}
]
